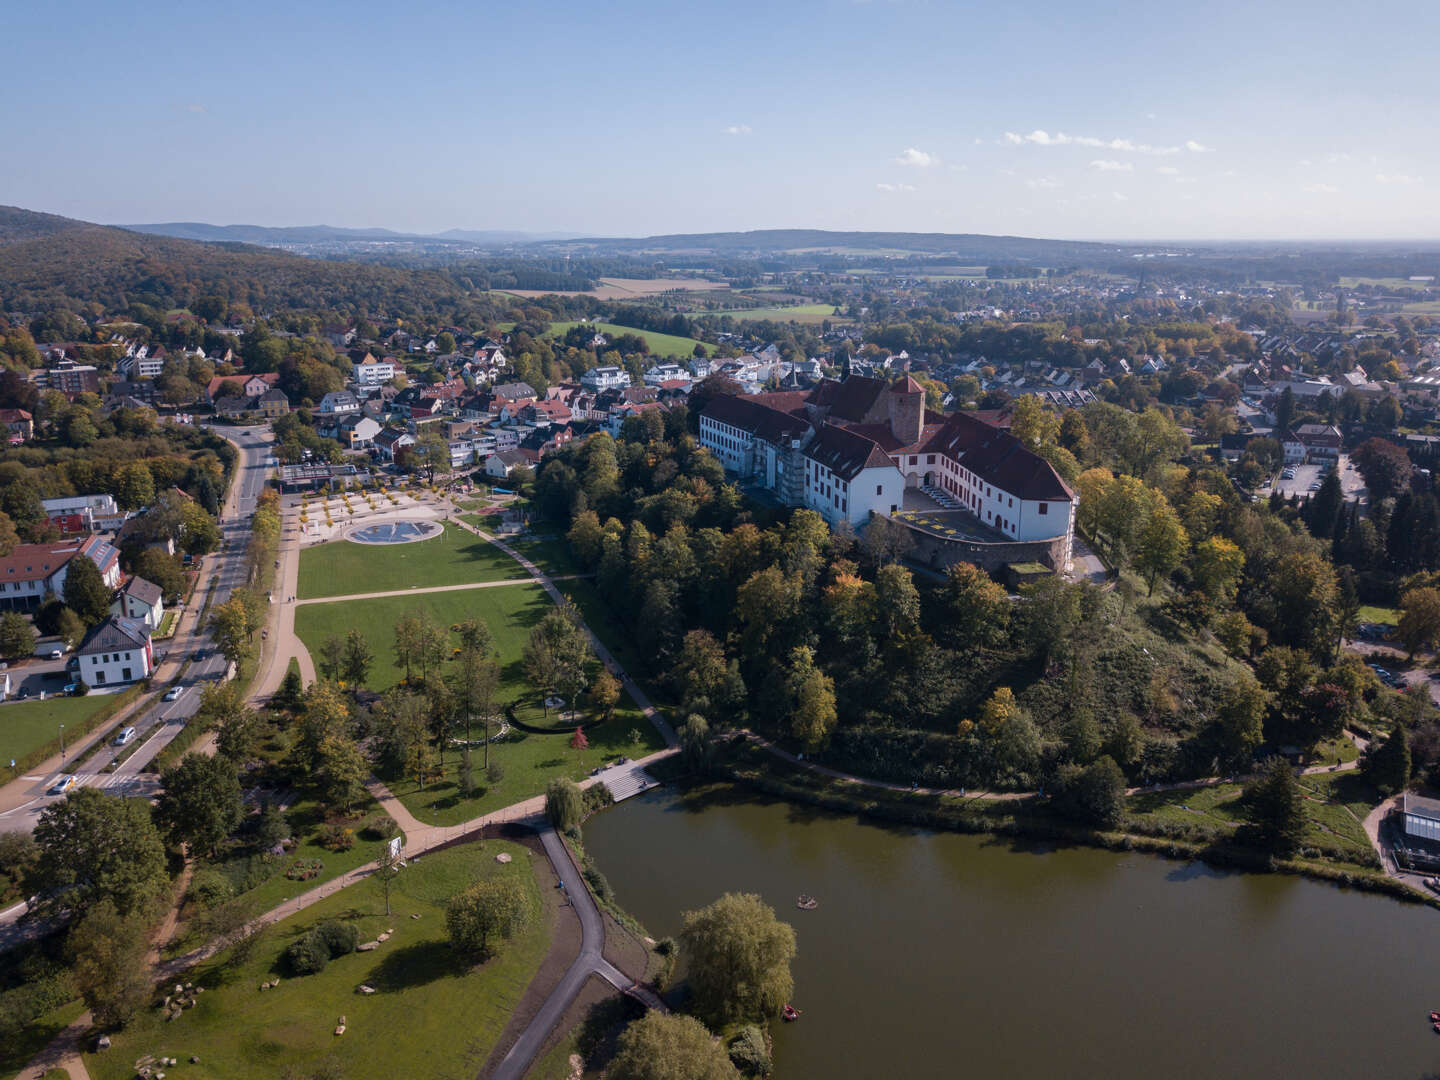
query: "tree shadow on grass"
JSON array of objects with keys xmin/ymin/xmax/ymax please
[{"xmin": 366, "ymin": 940, "xmax": 460, "ymax": 992}]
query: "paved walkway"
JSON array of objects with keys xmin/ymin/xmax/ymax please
[{"xmin": 294, "ymin": 577, "xmax": 538, "ymax": 606}]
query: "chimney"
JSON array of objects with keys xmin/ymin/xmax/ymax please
[{"xmin": 888, "ymin": 376, "xmax": 924, "ymax": 445}]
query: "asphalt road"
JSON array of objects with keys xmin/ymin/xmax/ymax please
[{"xmin": 0, "ymin": 425, "xmax": 272, "ymax": 837}]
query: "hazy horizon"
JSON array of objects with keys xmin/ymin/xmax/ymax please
[{"xmin": 10, "ymin": 0, "xmax": 1440, "ymax": 242}]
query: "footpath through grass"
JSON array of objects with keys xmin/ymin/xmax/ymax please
[
  {"xmin": 297, "ymin": 524, "xmax": 522, "ymax": 599},
  {"xmin": 293, "ymin": 585, "xmax": 552, "ymax": 695},
  {"xmin": 86, "ymin": 839, "xmax": 550, "ymax": 1080},
  {"xmin": 0, "ymin": 692, "xmax": 124, "ymax": 771}
]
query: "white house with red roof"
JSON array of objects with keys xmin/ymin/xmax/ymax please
[{"xmin": 0, "ymin": 536, "xmax": 122, "ymax": 612}]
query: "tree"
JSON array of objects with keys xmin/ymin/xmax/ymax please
[
  {"xmin": 1217, "ymin": 673, "xmax": 1269, "ymax": 769},
  {"xmin": 1009, "ymin": 394, "xmax": 1060, "ymax": 451},
  {"xmin": 55, "ymin": 606, "xmax": 86, "ymax": 650},
  {"xmin": 608, "ymin": 1013, "xmax": 741, "ymax": 1080},
  {"xmin": 1398, "ymin": 587, "xmax": 1440, "ymax": 658},
  {"xmin": 786, "ymin": 646, "xmax": 836, "ymax": 753},
  {"xmin": 318, "ymin": 735, "xmax": 368, "ymax": 813},
  {"xmin": 545, "ymin": 777, "xmax": 584, "ymax": 831},
  {"xmin": 0, "ymin": 610, "xmax": 35, "ymax": 659},
  {"xmin": 449, "ymin": 644, "xmax": 501, "ymax": 763},
  {"xmin": 0, "ymin": 509, "xmax": 17, "ymax": 556},
  {"xmin": 1192, "ymin": 536, "xmax": 1245, "ymax": 603},
  {"xmin": 156, "ymin": 752, "xmax": 243, "ymax": 858},
  {"xmin": 445, "ymin": 876, "xmax": 531, "ymax": 959},
  {"xmin": 681, "ymin": 714, "xmax": 717, "ymax": 774},
  {"xmin": 1135, "ymin": 500, "xmax": 1187, "ymax": 595},
  {"xmin": 414, "ymin": 432, "xmax": 450, "ymax": 482},
  {"xmin": 375, "ymin": 839, "xmax": 403, "ymax": 917},
  {"xmin": 28, "ymin": 787, "xmax": 168, "ymax": 918},
  {"xmin": 209, "ymin": 596, "xmax": 255, "ymax": 666},
  {"xmin": 62, "ymin": 553, "xmax": 111, "ymax": 625},
  {"xmin": 1052, "ymin": 756, "xmax": 1127, "ymax": 828},
  {"xmin": 133, "ymin": 548, "xmax": 185, "ymax": 601},
  {"xmin": 317, "ymin": 635, "xmax": 346, "ymax": 682},
  {"xmin": 114, "ymin": 462, "xmax": 155, "ymax": 511},
  {"xmin": 393, "ymin": 611, "xmax": 421, "ymax": 683},
  {"xmin": 591, "ymin": 668, "xmax": 621, "ymax": 721},
  {"xmin": 342, "ymin": 629, "xmax": 374, "ymax": 686},
  {"xmin": 1245, "ymin": 757, "xmax": 1306, "ymax": 856},
  {"xmin": 67, "ymin": 899, "xmax": 152, "ymax": 1028},
  {"xmin": 1364, "ymin": 729, "xmax": 1411, "ymax": 796},
  {"xmin": 935, "ymin": 563, "xmax": 1009, "ymax": 653},
  {"xmin": 524, "ymin": 606, "xmax": 592, "ymax": 714},
  {"xmin": 680, "ymin": 892, "xmax": 796, "ymax": 1025},
  {"xmin": 1353, "ymin": 437, "xmax": 1412, "ymax": 501}
]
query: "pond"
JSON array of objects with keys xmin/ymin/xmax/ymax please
[
  {"xmin": 583, "ymin": 783, "xmax": 1440, "ymax": 1079},
  {"xmin": 346, "ymin": 519, "xmax": 442, "ymax": 545}
]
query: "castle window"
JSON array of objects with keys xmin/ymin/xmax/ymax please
[{"xmin": 1039, "ymin": 503, "xmax": 1048, "ymax": 515}]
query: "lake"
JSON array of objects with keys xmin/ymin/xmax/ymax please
[{"xmin": 583, "ymin": 782, "xmax": 1440, "ymax": 1079}]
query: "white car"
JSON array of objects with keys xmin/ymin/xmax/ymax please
[
  {"xmin": 163, "ymin": 686, "xmax": 183, "ymax": 702},
  {"xmin": 48, "ymin": 648, "xmax": 63, "ymax": 660},
  {"xmin": 47, "ymin": 775, "xmax": 78, "ymax": 796}
]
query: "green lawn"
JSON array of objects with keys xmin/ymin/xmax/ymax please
[
  {"xmin": 386, "ymin": 705, "xmax": 665, "ymax": 828},
  {"xmin": 1, "ymin": 1000, "xmax": 86, "ymax": 1077},
  {"xmin": 542, "ymin": 321, "xmax": 709, "ymax": 358},
  {"xmin": 0, "ymin": 692, "xmax": 121, "ymax": 771},
  {"xmin": 294, "ymin": 586, "xmax": 552, "ymax": 696},
  {"xmin": 297, "ymin": 525, "xmax": 524, "ymax": 599},
  {"xmin": 509, "ymin": 536, "xmax": 583, "ymax": 578},
  {"xmin": 1357, "ymin": 605, "xmax": 1399, "ymax": 625},
  {"xmin": 86, "ymin": 840, "xmax": 550, "ymax": 1080}
]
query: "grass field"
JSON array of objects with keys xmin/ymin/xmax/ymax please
[
  {"xmin": 86, "ymin": 840, "xmax": 550, "ymax": 1080},
  {"xmin": 509, "ymin": 536, "xmax": 583, "ymax": 579},
  {"xmin": 1340, "ymin": 276, "xmax": 1437, "ymax": 289},
  {"xmin": 294, "ymin": 585, "xmax": 552, "ymax": 696},
  {"xmin": 542, "ymin": 322, "xmax": 709, "ymax": 358},
  {"xmin": 297, "ymin": 525, "xmax": 523, "ymax": 599},
  {"xmin": 0, "ymin": 692, "xmax": 121, "ymax": 771},
  {"xmin": 1357, "ymin": 604, "xmax": 1399, "ymax": 625},
  {"xmin": 695, "ymin": 303, "xmax": 844, "ymax": 324}
]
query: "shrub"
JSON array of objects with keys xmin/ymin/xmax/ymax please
[
  {"xmin": 582, "ymin": 782, "xmax": 614, "ymax": 815},
  {"xmin": 545, "ymin": 777, "xmax": 584, "ymax": 830},
  {"xmin": 583, "ymin": 865, "xmax": 614, "ymax": 904},
  {"xmin": 486, "ymin": 760, "xmax": 505, "ymax": 784},
  {"xmin": 728, "ymin": 1024, "xmax": 771, "ymax": 1076},
  {"xmin": 73, "ymin": 680, "xmax": 90, "ymax": 697},
  {"xmin": 188, "ymin": 868, "xmax": 234, "ymax": 910},
  {"xmin": 316, "ymin": 919, "xmax": 358, "ymax": 957},
  {"xmin": 361, "ymin": 815, "xmax": 400, "ymax": 842},
  {"xmin": 319, "ymin": 824, "xmax": 356, "ymax": 851},
  {"xmin": 286, "ymin": 930, "xmax": 331, "ymax": 975}
]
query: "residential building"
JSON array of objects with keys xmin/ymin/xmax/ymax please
[
  {"xmin": 317, "ymin": 390, "xmax": 361, "ymax": 416},
  {"xmin": 373, "ymin": 428, "xmax": 415, "ymax": 462},
  {"xmin": 0, "ymin": 408, "xmax": 34, "ymax": 445},
  {"xmin": 0, "ymin": 536, "xmax": 122, "ymax": 611},
  {"xmin": 643, "ymin": 363, "xmax": 688, "ymax": 387},
  {"xmin": 205, "ymin": 373, "xmax": 280, "ymax": 403},
  {"xmin": 119, "ymin": 353, "xmax": 166, "ymax": 379},
  {"xmin": 76, "ymin": 616, "xmax": 153, "ymax": 686},
  {"xmin": 353, "ymin": 355, "xmax": 397, "ymax": 385},
  {"xmin": 581, "ymin": 366, "xmax": 631, "ymax": 392},
  {"xmin": 258, "ymin": 388, "xmax": 290, "ymax": 418},
  {"xmin": 41, "ymin": 494, "xmax": 125, "ymax": 534},
  {"xmin": 111, "ymin": 575, "xmax": 165, "ymax": 628},
  {"xmin": 485, "ymin": 448, "xmax": 537, "ymax": 480}
]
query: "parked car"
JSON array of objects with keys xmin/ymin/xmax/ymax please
[
  {"xmin": 48, "ymin": 648, "xmax": 63, "ymax": 660},
  {"xmin": 47, "ymin": 775, "xmax": 77, "ymax": 796},
  {"xmin": 62, "ymin": 683, "xmax": 79, "ymax": 696},
  {"xmin": 163, "ymin": 686, "xmax": 183, "ymax": 702}
]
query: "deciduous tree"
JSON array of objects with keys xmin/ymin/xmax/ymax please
[
  {"xmin": 28, "ymin": 787, "xmax": 168, "ymax": 919},
  {"xmin": 445, "ymin": 876, "xmax": 531, "ymax": 959},
  {"xmin": 157, "ymin": 752, "xmax": 243, "ymax": 858},
  {"xmin": 680, "ymin": 892, "xmax": 796, "ymax": 1025},
  {"xmin": 608, "ymin": 1013, "xmax": 740, "ymax": 1080}
]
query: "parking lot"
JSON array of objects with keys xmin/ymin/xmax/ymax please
[
  {"xmin": 1, "ymin": 654, "xmax": 75, "ymax": 702},
  {"xmin": 1266, "ymin": 453, "xmax": 1367, "ymax": 503}
]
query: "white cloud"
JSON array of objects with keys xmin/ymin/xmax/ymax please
[
  {"xmin": 1089, "ymin": 160, "xmax": 1133, "ymax": 172},
  {"xmin": 1002, "ymin": 129, "xmax": 1215, "ymax": 155},
  {"xmin": 1304, "ymin": 183, "xmax": 1340, "ymax": 194},
  {"xmin": 875, "ymin": 182, "xmax": 916, "ymax": 193},
  {"xmin": 1156, "ymin": 166, "xmax": 1181, "ymax": 175},
  {"xmin": 1025, "ymin": 176, "xmax": 1062, "ymax": 190},
  {"xmin": 723, "ymin": 124, "xmax": 752, "ymax": 136},
  {"xmin": 1377, "ymin": 172, "xmax": 1423, "ymax": 185},
  {"xmin": 1326, "ymin": 152, "xmax": 1353, "ymax": 163},
  {"xmin": 1113, "ymin": 191, "xmax": 1129, "ymax": 202},
  {"xmin": 895, "ymin": 147, "xmax": 938, "ymax": 167}
]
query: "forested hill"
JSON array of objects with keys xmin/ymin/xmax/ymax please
[
  {"xmin": 0, "ymin": 207, "xmax": 466, "ymax": 313},
  {"xmin": 541, "ymin": 228, "xmax": 1138, "ymax": 261}
]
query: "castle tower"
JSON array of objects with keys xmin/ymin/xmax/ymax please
[{"xmin": 888, "ymin": 375, "xmax": 925, "ymax": 445}]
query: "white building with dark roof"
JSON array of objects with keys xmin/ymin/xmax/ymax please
[
  {"xmin": 76, "ymin": 616, "xmax": 153, "ymax": 686},
  {"xmin": 112, "ymin": 575, "xmax": 165, "ymax": 628}
]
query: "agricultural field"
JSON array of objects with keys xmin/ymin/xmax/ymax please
[
  {"xmin": 501, "ymin": 277, "xmax": 730, "ymax": 300},
  {"xmin": 1340, "ymin": 276, "xmax": 1437, "ymax": 290},
  {"xmin": 296, "ymin": 525, "xmax": 522, "ymax": 599},
  {"xmin": 85, "ymin": 840, "xmax": 550, "ymax": 1080},
  {"xmin": 293, "ymin": 585, "xmax": 552, "ymax": 696},
  {"xmin": 542, "ymin": 321, "xmax": 710, "ymax": 357},
  {"xmin": 696, "ymin": 303, "xmax": 845, "ymax": 324}
]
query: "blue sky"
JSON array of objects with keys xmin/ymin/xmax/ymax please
[{"xmin": 7, "ymin": 0, "xmax": 1439, "ymax": 240}]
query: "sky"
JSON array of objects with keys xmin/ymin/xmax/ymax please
[{"xmin": 6, "ymin": 0, "xmax": 1440, "ymax": 241}]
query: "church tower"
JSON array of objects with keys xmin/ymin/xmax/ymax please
[{"xmin": 888, "ymin": 375, "xmax": 925, "ymax": 445}]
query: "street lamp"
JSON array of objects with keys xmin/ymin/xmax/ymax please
[{"xmin": 59, "ymin": 724, "xmax": 65, "ymax": 762}]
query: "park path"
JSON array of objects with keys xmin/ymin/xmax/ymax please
[{"xmin": 294, "ymin": 577, "xmax": 540, "ymax": 606}]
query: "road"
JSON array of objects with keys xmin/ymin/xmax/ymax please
[{"xmin": 0, "ymin": 426, "xmax": 272, "ymax": 853}]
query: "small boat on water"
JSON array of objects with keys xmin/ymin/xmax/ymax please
[
  {"xmin": 1430, "ymin": 1011, "xmax": 1440, "ymax": 1023},
  {"xmin": 782, "ymin": 1004, "xmax": 801, "ymax": 1022},
  {"xmin": 796, "ymin": 895, "xmax": 818, "ymax": 910}
]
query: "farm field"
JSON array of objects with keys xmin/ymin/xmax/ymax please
[
  {"xmin": 543, "ymin": 321, "xmax": 710, "ymax": 357},
  {"xmin": 0, "ymin": 692, "xmax": 120, "ymax": 770},
  {"xmin": 297, "ymin": 525, "xmax": 522, "ymax": 599},
  {"xmin": 696, "ymin": 303, "xmax": 845, "ymax": 324},
  {"xmin": 1340, "ymin": 276, "xmax": 1437, "ymax": 289},
  {"xmin": 294, "ymin": 585, "xmax": 551, "ymax": 696},
  {"xmin": 85, "ymin": 840, "xmax": 550, "ymax": 1080},
  {"xmin": 500, "ymin": 276, "xmax": 730, "ymax": 300}
]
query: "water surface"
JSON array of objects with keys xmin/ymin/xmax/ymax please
[{"xmin": 584, "ymin": 783, "xmax": 1440, "ymax": 1079}]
